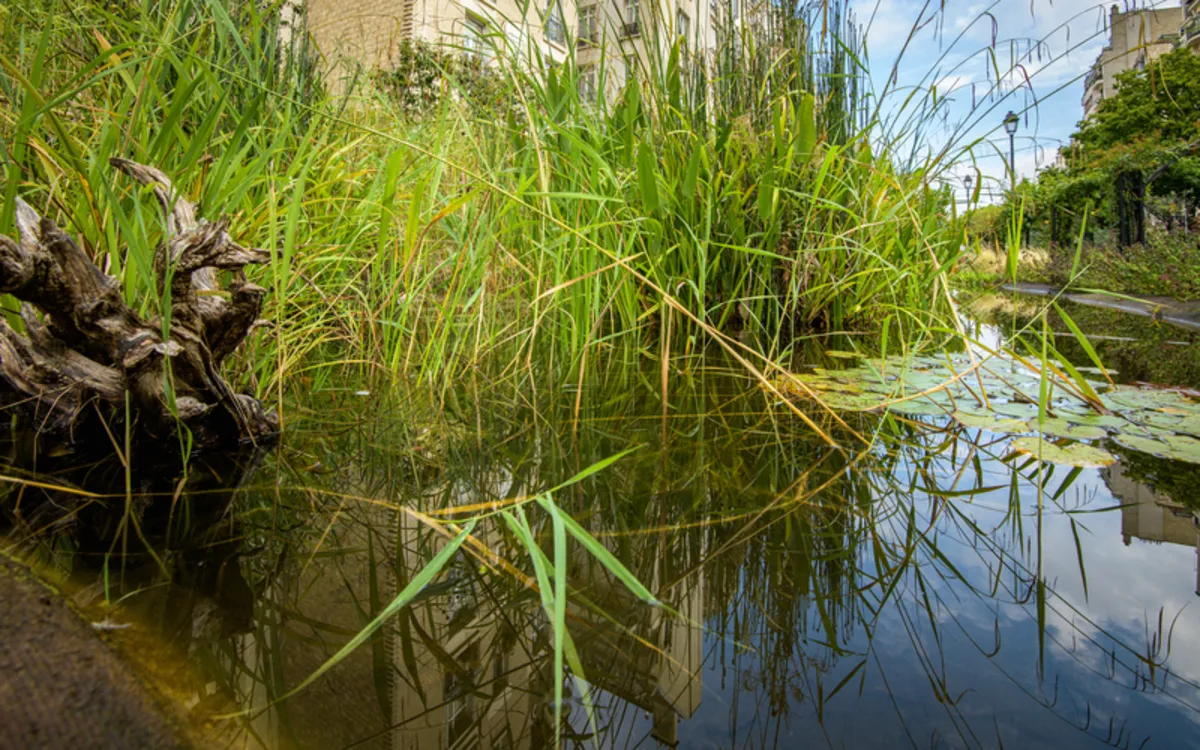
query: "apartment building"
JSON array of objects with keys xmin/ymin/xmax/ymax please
[
  {"xmin": 1081, "ymin": 3, "xmax": 1183, "ymax": 118},
  {"xmin": 1181, "ymin": 0, "xmax": 1200, "ymax": 51},
  {"xmin": 290, "ymin": 0, "xmax": 721, "ymax": 103}
]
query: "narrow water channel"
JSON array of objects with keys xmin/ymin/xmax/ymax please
[{"xmin": 4, "ymin": 298, "xmax": 1200, "ymax": 749}]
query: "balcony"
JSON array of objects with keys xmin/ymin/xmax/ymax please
[
  {"xmin": 1082, "ymin": 63, "xmax": 1101, "ymax": 92},
  {"xmin": 1182, "ymin": 13, "xmax": 1200, "ymax": 43}
]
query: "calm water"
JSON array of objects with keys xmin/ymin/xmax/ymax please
[{"xmin": 4, "ymin": 300, "xmax": 1200, "ymax": 749}]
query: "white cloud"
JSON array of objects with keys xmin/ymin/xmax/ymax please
[
  {"xmin": 855, "ymin": 0, "xmax": 1173, "ymax": 198},
  {"xmin": 935, "ymin": 73, "xmax": 974, "ymax": 93}
]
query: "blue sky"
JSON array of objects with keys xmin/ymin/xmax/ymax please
[{"xmin": 852, "ymin": 0, "xmax": 1183, "ymax": 204}]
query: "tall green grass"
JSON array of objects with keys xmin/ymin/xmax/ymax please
[{"xmin": 0, "ymin": 0, "xmax": 962, "ymax": 402}]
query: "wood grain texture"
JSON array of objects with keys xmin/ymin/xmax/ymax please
[{"xmin": 0, "ymin": 160, "xmax": 277, "ymax": 448}]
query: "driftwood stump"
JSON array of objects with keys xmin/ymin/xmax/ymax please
[{"xmin": 0, "ymin": 159, "xmax": 277, "ymax": 448}]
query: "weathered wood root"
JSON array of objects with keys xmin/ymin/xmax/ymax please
[{"xmin": 0, "ymin": 159, "xmax": 277, "ymax": 448}]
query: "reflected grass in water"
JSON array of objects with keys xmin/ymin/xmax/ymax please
[{"xmin": 3, "ymin": 353, "xmax": 1200, "ymax": 748}]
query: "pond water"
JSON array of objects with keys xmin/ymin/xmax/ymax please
[{"xmin": 4, "ymin": 297, "xmax": 1200, "ymax": 749}]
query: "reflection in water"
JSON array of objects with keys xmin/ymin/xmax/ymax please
[
  {"xmin": 3, "ymin": 352, "xmax": 1200, "ymax": 748},
  {"xmin": 968, "ymin": 292, "xmax": 1200, "ymax": 387},
  {"xmin": 1104, "ymin": 461, "xmax": 1200, "ymax": 597}
]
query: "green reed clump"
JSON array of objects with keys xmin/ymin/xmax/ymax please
[{"xmin": 0, "ymin": 0, "xmax": 961, "ymax": 400}]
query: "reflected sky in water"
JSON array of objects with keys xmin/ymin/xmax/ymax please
[{"xmin": 4, "ymin": 308, "xmax": 1200, "ymax": 749}]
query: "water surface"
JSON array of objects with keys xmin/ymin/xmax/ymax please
[{"xmin": 4, "ymin": 304, "xmax": 1200, "ymax": 749}]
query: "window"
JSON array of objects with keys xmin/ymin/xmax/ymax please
[
  {"xmin": 578, "ymin": 66, "xmax": 597, "ymax": 103},
  {"xmin": 545, "ymin": 0, "xmax": 566, "ymax": 45},
  {"xmin": 463, "ymin": 16, "xmax": 489, "ymax": 62},
  {"xmin": 578, "ymin": 5, "xmax": 598, "ymax": 44},
  {"xmin": 445, "ymin": 643, "xmax": 480, "ymax": 747},
  {"xmin": 624, "ymin": 0, "xmax": 640, "ymax": 34},
  {"xmin": 676, "ymin": 7, "xmax": 689, "ymax": 44},
  {"xmin": 444, "ymin": 670, "xmax": 474, "ymax": 746},
  {"xmin": 731, "ymin": 0, "xmax": 739, "ymax": 19}
]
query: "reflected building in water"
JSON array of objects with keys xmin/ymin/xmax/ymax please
[
  {"xmin": 1104, "ymin": 461, "xmax": 1200, "ymax": 595},
  {"xmin": 235, "ymin": 478, "xmax": 708, "ymax": 750}
]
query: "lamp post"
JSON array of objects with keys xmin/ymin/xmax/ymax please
[
  {"xmin": 962, "ymin": 174, "xmax": 973, "ymax": 207},
  {"xmin": 1003, "ymin": 110, "xmax": 1019, "ymax": 193},
  {"xmin": 1003, "ymin": 111, "xmax": 1021, "ymax": 251}
]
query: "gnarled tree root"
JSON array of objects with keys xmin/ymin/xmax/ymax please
[{"xmin": 0, "ymin": 159, "xmax": 277, "ymax": 449}]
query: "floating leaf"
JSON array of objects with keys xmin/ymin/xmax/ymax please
[
  {"xmin": 830, "ymin": 393, "xmax": 887, "ymax": 411},
  {"xmin": 776, "ymin": 352, "xmax": 1200, "ymax": 466},
  {"xmin": 1111, "ymin": 433, "xmax": 1175, "ymax": 459},
  {"xmin": 824, "ymin": 350, "xmax": 861, "ymax": 359},
  {"xmin": 1161, "ymin": 416, "xmax": 1200, "ymax": 438},
  {"xmin": 1137, "ymin": 411, "xmax": 1183, "ymax": 431},
  {"xmin": 1035, "ymin": 417, "xmax": 1108, "ymax": 441},
  {"xmin": 1163, "ymin": 434, "xmax": 1200, "ymax": 458},
  {"xmin": 901, "ymin": 372, "xmax": 952, "ymax": 391},
  {"xmin": 953, "ymin": 411, "xmax": 1031, "ymax": 433},
  {"xmin": 1115, "ymin": 433, "xmax": 1200, "ymax": 463},
  {"xmin": 1061, "ymin": 412, "xmax": 1126, "ymax": 429},
  {"xmin": 1102, "ymin": 388, "xmax": 1171, "ymax": 410},
  {"xmin": 1009, "ymin": 437, "xmax": 1115, "ymax": 468},
  {"xmin": 993, "ymin": 401, "xmax": 1040, "ymax": 418},
  {"xmin": 888, "ymin": 399, "xmax": 947, "ymax": 417}
]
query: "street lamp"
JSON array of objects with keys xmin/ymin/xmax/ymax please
[
  {"xmin": 1003, "ymin": 110, "xmax": 1020, "ymax": 192},
  {"xmin": 962, "ymin": 174, "xmax": 973, "ymax": 206}
]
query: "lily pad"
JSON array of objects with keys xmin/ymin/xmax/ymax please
[
  {"xmin": 901, "ymin": 372, "xmax": 953, "ymax": 391},
  {"xmin": 778, "ymin": 351, "xmax": 1200, "ymax": 466},
  {"xmin": 1102, "ymin": 388, "xmax": 1173, "ymax": 410},
  {"xmin": 1062, "ymin": 413, "xmax": 1128, "ymax": 430},
  {"xmin": 1137, "ymin": 411, "xmax": 1184, "ymax": 431},
  {"xmin": 1111, "ymin": 433, "xmax": 1176, "ymax": 460},
  {"xmin": 953, "ymin": 411, "xmax": 1031, "ymax": 433},
  {"xmin": 1162, "ymin": 416, "xmax": 1200, "ymax": 438},
  {"xmin": 824, "ymin": 393, "xmax": 887, "ymax": 411},
  {"xmin": 1033, "ymin": 417, "xmax": 1109, "ymax": 441},
  {"xmin": 993, "ymin": 401, "xmax": 1041, "ymax": 419},
  {"xmin": 1163, "ymin": 434, "xmax": 1200, "ymax": 458},
  {"xmin": 888, "ymin": 399, "xmax": 948, "ymax": 417},
  {"xmin": 1117, "ymin": 433, "xmax": 1200, "ymax": 463},
  {"xmin": 824, "ymin": 350, "xmax": 862, "ymax": 359},
  {"xmin": 1009, "ymin": 437, "xmax": 1115, "ymax": 468},
  {"xmin": 1159, "ymin": 399, "xmax": 1200, "ymax": 416}
]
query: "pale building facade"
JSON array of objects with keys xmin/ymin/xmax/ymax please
[
  {"xmin": 1081, "ymin": 4, "xmax": 1183, "ymax": 118},
  {"xmin": 1181, "ymin": 0, "xmax": 1200, "ymax": 52},
  {"xmin": 1104, "ymin": 461, "xmax": 1200, "ymax": 596},
  {"xmin": 291, "ymin": 0, "xmax": 723, "ymax": 104}
]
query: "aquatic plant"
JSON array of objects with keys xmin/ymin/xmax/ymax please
[
  {"xmin": 0, "ymin": 0, "xmax": 964, "ymax": 400},
  {"xmin": 777, "ymin": 346, "xmax": 1200, "ymax": 466},
  {"xmin": 8, "ymin": 3, "xmax": 1197, "ymax": 747}
]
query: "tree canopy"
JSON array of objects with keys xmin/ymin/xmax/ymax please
[
  {"xmin": 990, "ymin": 47, "xmax": 1200, "ymax": 247},
  {"xmin": 1062, "ymin": 47, "xmax": 1200, "ymax": 207},
  {"xmin": 1072, "ymin": 48, "xmax": 1200, "ymax": 154}
]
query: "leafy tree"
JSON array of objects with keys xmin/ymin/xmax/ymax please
[
  {"xmin": 1064, "ymin": 48, "xmax": 1200, "ymax": 208},
  {"xmin": 1071, "ymin": 48, "xmax": 1200, "ymax": 153},
  {"xmin": 1007, "ymin": 47, "xmax": 1200, "ymax": 249}
]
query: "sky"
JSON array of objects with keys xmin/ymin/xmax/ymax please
[{"xmin": 850, "ymin": 0, "xmax": 1185, "ymax": 204}]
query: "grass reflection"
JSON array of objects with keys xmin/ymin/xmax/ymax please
[{"xmin": 2, "ymin": 353, "xmax": 1199, "ymax": 748}]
